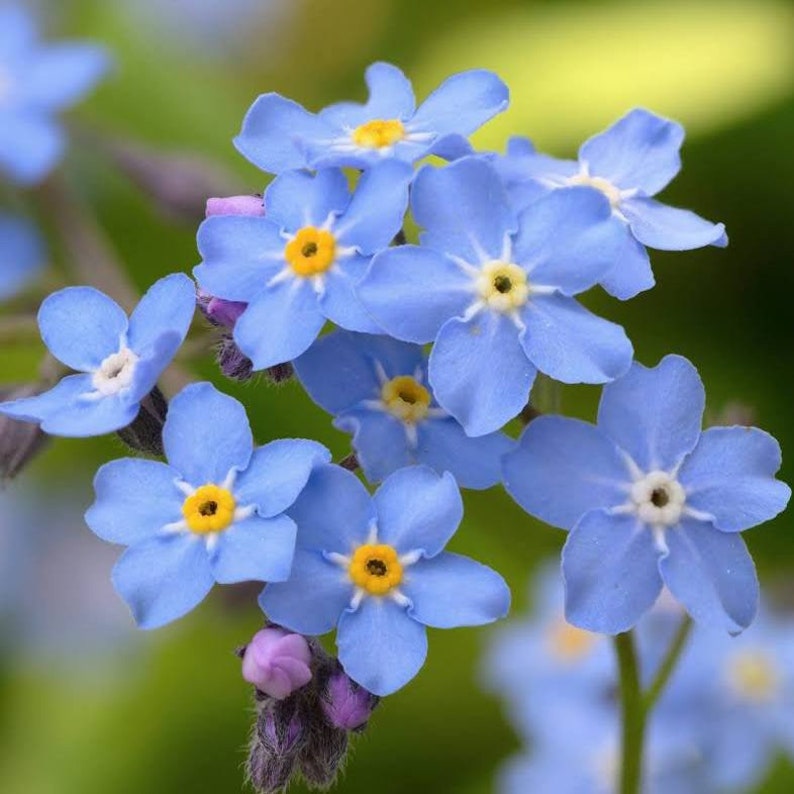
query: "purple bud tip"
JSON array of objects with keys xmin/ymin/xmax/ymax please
[
  {"xmin": 321, "ymin": 671, "xmax": 378, "ymax": 730},
  {"xmin": 242, "ymin": 628, "xmax": 313, "ymax": 700},
  {"xmin": 206, "ymin": 195, "xmax": 264, "ymax": 217},
  {"xmin": 205, "ymin": 296, "xmax": 247, "ymax": 329}
]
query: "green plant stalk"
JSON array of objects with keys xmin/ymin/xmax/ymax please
[{"xmin": 614, "ymin": 631, "xmax": 644, "ymax": 794}]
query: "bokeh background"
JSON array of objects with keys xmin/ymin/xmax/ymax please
[{"xmin": 2, "ymin": 0, "xmax": 794, "ymax": 791}]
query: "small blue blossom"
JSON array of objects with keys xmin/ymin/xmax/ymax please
[
  {"xmin": 293, "ymin": 330, "xmax": 514, "ymax": 489},
  {"xmin": 357, "ymin": 156, "xmax": 633, "ymax": 436},
  {"xmin": 259, "ymin": 465, "xmax": 510, "ymax": 696},
  {"xmin": 0, "ymin": 212, "xmax": 45, "ymax": 300},
  {"xmin": 85, "ymin": 382, "xmax": 331, "ymax": 629},
  {"xmin": 492, "ymin": 109, "xmax": 727, "ymax": 299},
  {"xmin": 502, "ymin": 355, "xmax": 791, "ymax": 635},
  {"xmin": 194, "ymin": 163, "xmax": 411, "ymax": 370},
  {"xmin": 234, "ymin": 62, "xmax": 508, "ymax": 174},
  {"xmin": 0, "ymin": 4, "xmax": 109, "ymax": 185},
  {"xmin": 0, "ymin": 273, "xmax": 196, "ymax": 436}
]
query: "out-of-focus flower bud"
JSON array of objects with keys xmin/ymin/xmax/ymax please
[
  {"xmin": 0, "ymin": 385, "xmax": 50, "ymax": 480},
  {"xmin": 116, "ymin": 386, "xmax": 168, "ymax": 456},
  {"xmin": 206, "ymin": 195, "xmax": 264, "ymax": 217},
  {"xmin": 242, "ymin": 628, "xmax": 313, "ymax": 700}
]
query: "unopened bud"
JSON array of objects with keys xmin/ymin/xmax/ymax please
[
  {"xmin": 116, "ymin": 386, "xmax": 168, "ymax": 456},
  {"xmin": 320, "ymin": 669, "xmax": 379, "ymax": 731},
  {"xmin": 298, "ymin": 719, "xmax": 348, "ymax": 788},
  {"xmin": 242, "ymin": 628, "xmax": 313, "ymax": 700},
  {"xmin": 206, "ymin": 195, "xmax": 264, "ymax": 217},
  {"xmin": 0, "ymin": 385, "xmax": 50, "ymax": 480},
  {"xmin": 217, "ymin": 334, "xmax": 254, "ymax": 381}
]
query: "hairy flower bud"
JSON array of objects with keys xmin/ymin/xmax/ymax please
[
  {"xmin": 115, "ymin": 386, "xmax": 168, "ymax": 456},
  {"xmin": 0, "ymin": 385, "xmax": 50, "ymax": 480},
  {"xmin": 320, "ymin": 668, "xmax": 379, "ymax": 731},
  {"xmin": 216, "ymin": 334, "xmax": 254, "ymax": 382},
  {"xmin": 242, "ymin": 628, "xmax": 313, "ymax": 700},
  {"xmin": 298, "ymin": 720, "xmax": 348, "ymax": 788},
  {"xmin": 247, "ymin": 699, "xmax": 305, "ymax": 794}
]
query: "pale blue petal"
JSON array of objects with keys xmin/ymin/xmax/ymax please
[
  {"xmin": 0, "ymin": 111, "xmax": 64, "ymax": 185},
  {"xmin": 374, "ymin": 467, "xmax": 462, "ymax": 557},
  {"xmin": 38, "ymin": 286, "xmax": 128, "ymax": 371},
  {"xmin": 86, "ymin": 458, "xmax": 183, "ymax": 545},
  {"xmin": 210, "ymin": 514, "xmax": 296, "ymax": 584},
  {"xmin": 123, "ymin": 330, "xmax": 183, "ymax": 404},
  {"xmin": 429, "ymin": 312, "xmax": 536, "ymax": 437},
  {"xmin": 127, "ymin": 273, "xmax": 195, "ymax": 353},
  {"xmin": 428, "ymin": 133, "xmax": 474, "ymax": 160},
  {"xmin": 404, "ymin": 552, "xmax": 510, "ymax": 628},
  {"xmin": 521, "ymin": 293, "xmax": 633, "ymax": 384},
  {"xmin": 679, "ymin": 427, "xmax": 790, "ymax": 532},
  {"xmin": 162, "ymin": 382, "xmax": 253, "ymax": 485},
  {"xmin": 622, "ymin": 197, "xmax": 728, "ymax": 250},
  {"xmin": 562, "ymin": 511, "xmax": 663, "ymax": 634},
  {"xmin": 357, "ymin": 61, "xmax": 416, "ymax": 119},
  {"xmin": 264, "ymin": 168, "xmax": 349, "ymax": 231},
  {"xmin": 112, "ymin": 534, "xmax": 214, "ymax": 629},
  {"xmin": 337, "ymin": 598, "xmax": 427, "ymax": 696},
  {"xmin": 318, "ymin": 255, "xmax": 383, "ymax": 333},
  {"xmin": 579, "ymin": 108, "xmax": 684, "ymax": 195},
  {"xmin": 337, "ymin": 410, "xmax": 412, "ymax": 483},
  {"xmin": 503, "ymin": 416, "xmax": 630, "ymax": 530},
  {"xmin": 598, "ymin": 227, "xmax": 655, "ymax": 300},
  {"xmin": 0, "ymin": 213, "xmax": 45, "ymax": 300},
  {"xmin": 660, "ymin": 519, "xmax": 758, "ymax": 633},
  {"xmin": 0, "ymin": 6, "xmax": 36, "ymax": 58},
  {"xmin": 597, "ymin": 355, "xmax": 705, "ymax": 472}
]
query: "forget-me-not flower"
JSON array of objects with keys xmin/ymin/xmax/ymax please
[
  {"xmin": 259, "ymin": 464, "xmax": 510, "ymax": 696},
  {"xmin": 85, "ymin": 382, "xmax": 331, "ymax": 629},
  {"xmin": 293, "ymin": 330, "xmax": 514, "ymax": 488},
  {"xmin": 194, "ymin": 162, "xmax": 410, "ymax": 369},
  {"xmin": 493, "ymin": 109, "xmax": 727, "ymax": 299},
  {"xmin": 0, "ymin": 273, "xmax": 196, "ymax": 436},
  {"xmin": 234, "ymin": 62, "xmax": 508, "ymax": 174},
  {"xmin": 502, "ymin": 355, "xmax": 790, "ymax": 635},
  {"xmin": 0, "ymin": 212, "xmax": 44, "ymax": 300},
  {"xmin": 0, "ymin": 4, "xmax": 109, "ymax": 185},
  {"xmin": 357, "ymin": 156, "xmax": 633, "ymax": 436}
]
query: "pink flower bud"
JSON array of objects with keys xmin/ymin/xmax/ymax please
[
  {"xmin": 242, "ymin": 628, "xmax": 313, "ymax": 700},
  {"xmin": 206, "ymin": 296, "xmax": 247, "ymax": 328},
  {"xmin": 206, "ymin": 195, "xmax": 264, "ymax": 217},
  {"xmin": 321, "ymin": 670, "xmax": 378, "ymax": 730}
]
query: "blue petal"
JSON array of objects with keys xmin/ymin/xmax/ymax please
[
  {"xmin": 234, "ymin": 93, "xmax": 332, "ymax": 174},
  {"xmin": 337, "ymin": 598, "xmax": 427, "ymax": 696},
  {"xmin": 210, "ymin": 514, "xmax": 296, "ymax": 584},
  {"xmin": 112, "ymin": 534, "xmax": 215, "ymax": 629},
  {"xmin": 520, "ymin": 293, "xmax": 633, "ymax": 384},
  {"xmin": 678, "ymin": 427, "xmax": 790, "ymax": 532},
  {"xmin": 317, "ymin": 254, "xmax": 383, "ymax": 333},
  {"xmin": 416, "ymin": 418, "xmax": 514, "ymax": 490},
  {"xmin": 162, "ymin": 382, "xmax": 253, "ymax": 485},
  {"xmin": 0, "ymin": 111, "xmax": 64, "ymax": 185},
  {"xmin": 38, "ymin": 286, "xmax": 128, "ymax": 372},
  {"xmin": 357, "ymin": 246, "xmax": 473, "ymax": 343},
  {"xmin": 258, "ymin": 549, "xmax": 351, "ymax": 634},
  {"xmin": 234, "ymin": 439, "xmax": 332, "ymax": 518},
  {"xmin": 373, "ymin": 467, "xmax": 462, "ymax": 557},
  {"xmin": 562, "ymin": 511, "xmax": 663, "ymax": 634},
  {"xmin": 337, "ymin": 410, "xmax": 412, "ymax": 483},
  {"xmin": 503, "ymin": 416, "xmax": 630, "ymax": 530},
  {"xmin": 86, "ymin": 458, "xmax": 183, "ymax": 545},
  {"xmin": 264, "ymin": 168, "xmax": 350, "ymax": 231},
  {"xmin": 0, "ymin": 6, "xmax": 36, "ymax": 58},
  {"xmin": 659, "ymin": 519, "xmax": 758, "ymax": 633},
  {"xmin": 412, "ymin": 157, "xmax": 515, "ymax": 264},
  {"xmin": 0, "ymin": 213, "xmax": 45, "ymax": 300},
  {"xmin": 288, "ymin": 464, "xmax": 375, "ymax": 552},
  {"xmin": 597, "ymin": 355, "xmax": 705, "ymax": 472},
  {"xmin": 622, "ymin": 197, "xmax": 728, "ymax": 250},
  {"xmin": 513, "ymin": 187, "xmax": 622, "ymax": 295},
  {"xmin": 429, "ymin": 312, "xmax": 536, "ymax": 436},
  {"xmin": 579, "ymin": 108, "xmax": 684, "ymax": 195},
  {"xmin": 123, "ymin": 330, "xmax": 183, "ymax": 404},
  {"xmin": 127, "ymin": 273, "xmax": 195, "ymax": 354},
  {"xmin": 404, "ymin": 552, "xmax": 510, "ymax": 628},
  {"xmin": 428, "ymin": 133, "xmax": 474, "ymax": 161},
  {"xmin": 411, "ymin": 69, "xmax": 509, "ymax": 138},
  {"xmin": 233, "ymin": 279, "xmax": 325, "ymax": 369},
  {"xmin": 598, "ymin": 226, "xmax": 655, "ymax": 300}
]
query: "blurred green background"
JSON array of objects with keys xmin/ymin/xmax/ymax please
[{"xmin": 2, "ymin": 0, "xmax": 794, "ymax": 791}]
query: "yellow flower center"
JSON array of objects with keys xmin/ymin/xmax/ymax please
[
  {"xmin": 568, "ymin": 173, "xmax": 623, "ymax": 207},
  {"xmin": 348, "ymin": 544, "xmax": 403, "ymax": 595},
  {"xmin": 284, "ymin": 227, "xmax": 337, "ymax": 277},
  {"xmin": 182, "ymin": 484, "xmax": 236, "ymax": 534},
  {"xmin": 351, "ymin": 119, "xmax": 406, "ymax": 149},
  {"xmin": 381, "ymin": 375, "xmax": 431, "ymax": 424},
  {"xmin": 546, "ymin": 619, "xmax": 599, "ymax": 662},
  {"xmin": 727, "ymin": 650, "xmax": 779, "ymax": 703},
  {"xmin": 477, "ymin": 261, "xmax": 530, "ymax": 313}
]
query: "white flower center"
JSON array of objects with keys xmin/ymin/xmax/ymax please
[
  {"xmin": 726, "ymin": 650, "xmax": 780, "ymax": 703},
  {"xmin": 567, "ymin": 172, "xmax": 623, "ymax": 208},
  {"xmin": 92, "ymin": 347, "xmax": 139, "ymax": 396},
  {"xmin": 629, "ymin": 470, "xmax": 686, "ymax": 527},
  {"xmin": 476, "ymin": 261, "xmax": 530, "ymax": 313}
]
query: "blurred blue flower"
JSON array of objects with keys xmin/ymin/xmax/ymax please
[
  {"xmin": 194, "ymin": 163, "xmax": 410, "ymax": 370},
  {"xmin": 234, "ymin": 62, "xmax": 508, "ymax": 174},
  {"xmin": 293, "ymin": 330, "xmax": 514, "ymax": 488},
  {"xmin": 0, "ymin": 273, "xmax": 196, "ymax": 436},
  {"xmin": 493, "ymin": 109, "xmax": 727, "ymax": 299},
  {"xmin": 0, "ymin": 4, "xmax": 109, "ymax": 185},
  {"xmin": 503, "ymin": 355, "xmax": 790, "ymax": 635},
  {"xmin": 358, "ymin": 156, "xmax": 633, "ymax": 436},
  {"xmin": 0, "ymin": 212, "xmax": 44, "ymax": 300},
  {"xmin": 85, "ymin": 382, "xmax": 331, "ymax": 629},
  {"xmin": 260, "ymin": 465, "xmax": 510, "ymax": 695}
]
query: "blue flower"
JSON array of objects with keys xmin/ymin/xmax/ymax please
[
  {"xmin": 194, "ymin": 163, "xmax": 411, "ymax": 370},
  {"xmin": 0, "ymin": 5, "xmax": 109, "ymax": 185},
  {"xmin": 492, "ymin": 109, "xmax": 727, "ymax": 299},
  {"xmin": 234, "ymin": 62, "xmax": 508, "ymax": 174},
  {"xmin": 259, "ymin": 465, "xmax": 510, "ymax": 695},
  {"xmin": 85, "ymin": 382, "xmax": 331, "ymax": 629},
  {"xmin": 357, "ymin": 156, "xmax": 633, "ymax": 436},
  {"xmin": 0, "ymin": 212, "xmax": 44, "ymax": 300},
  {"xmin": 293, "ymin": 330, "xmax": 514, "ymax": 489},
  {"xmin": 503, "ymin": 355, "xmax": 791, "ymax": 635},
  {"xmin": 0, "ymin": 273, "xmax": 196, "ymax": 436}
]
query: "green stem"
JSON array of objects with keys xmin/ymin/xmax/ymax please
[
  {"xmin": 614, "ymin": 631, "xmax": 644, "ymax": 794},
  {"xmin": 642, "ymin": 615, "xmax": 693, "ymax": 712}
]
